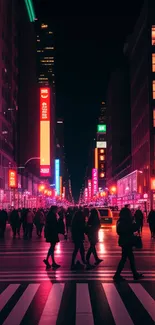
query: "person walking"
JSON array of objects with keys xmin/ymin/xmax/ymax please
[
  {"xmin": 134, "ymin": 208, "xmax": 144, "ymax": 235},
  {"xmin": 147, "ymin": 210, "xmax": 155, "ymax": 238},
  {"xmin": 34, "ymin": 209, "xmax": 45, "ymax": 237},
  {"xmin": 0, "ymin": 209, "xmax": 8, "ymax": 238},
  {"xmin": 113, "ymin": 207, "xmax": 143, "ymax": 282},
  {"xmin": 10, "ymin": 209, "xmax": 20, "ymax": 238},
  {"xmin": 25, "ymin": 209, "xmax": 34, "ymax": 239},
  {"xmin": 43, "ymin": 206, "xmax": 60, "ymax": 269},
  {"xmin": 86, "ymin": 208, "xmax": 102, "ymax": 269},
  {"xmin": 70, "ymin": 210, "xmax": 86, "ymax": 270}
]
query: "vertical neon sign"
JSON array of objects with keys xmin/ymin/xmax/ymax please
[
  {"xmin": 40, "ymin": 87, "xmax": 51, "ymax": 177},
  {"xmin": 55, "ymin": 159, "xmax": 60, "ymax": 195},
  {"xmin": 92, "ymin": 168, "xmax": 98, "ymax": 195},
  {"xmin": 88, "ymin": 180, "xmax": 92, "ymax": 200},
  {"xmin": 84, "ymin": 188, "xmax": 88, "ymax": 202}
]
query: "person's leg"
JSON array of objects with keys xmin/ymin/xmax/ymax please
[
  {"xmin": 91, "ymin": 244, "xmax": 99, "ymax": 262},
  {"xmin": 114, "ymin": 247, "xmax": 127, "ymax": 277},
  {"xmin": 127, "ymin": 247, "xmax": 137, "ymax": 277},
  {"xmin": 49, "ymin": 243, "xmax": 57, "ymax": 265},
  {"xmin": 71, "ymin": 242, "xmax": 79, "ymax": 267},
  {"xmin": 79, "ymin": 242, "xmax": 86, "ymax": 264},
  {"xmin": 86, "ymin": 245, "xmax": 93, "ymax": 264}
]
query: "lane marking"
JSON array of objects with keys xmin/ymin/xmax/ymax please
[
  {"xmin": 38, "ymin": 283, "xmax": 64, "ymax": 325},
  {"xmin": 103, "ymin": 283, "xmax": 133, "ymax": 325},
  {"xmin": 76, "ymin": 283, "xmax": 94, "ymax": 325},
  {"xmin": 130, "ymin": 284, "xmax": 155, "ymax": 321},
  {"xmin": 0, "ymin": 284, "xmax": 20, "ymax": 312},
  {"xmin": 3, "ymin": 284, "xmax": 40, "ymax": 325}
]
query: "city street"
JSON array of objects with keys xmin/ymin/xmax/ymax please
[{"xmin": 0, "ymin": 224, "xmax": 155, "ymax": 324}]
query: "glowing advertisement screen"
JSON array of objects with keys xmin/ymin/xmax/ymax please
[
  {"xmin": 96, "ymin": 141, "xmax": 107, "ymax": 148},
  {"xmin": 55, "ymin": 159, "xmax": 60, "ymax": 195},
  {"xmin": 92, "ymin": 168, "xmax": 98, "ymax": 195},
  {"xmin": 40, "ymin": 88, "xmax": 51, "ymax": 177},
  {"xmin": 8, "ymin": 169, "xmax": 17, "ymax": 188},
  {"xmin": 97, "ymin": 124, "xmax": 106, "ymax": 133}
]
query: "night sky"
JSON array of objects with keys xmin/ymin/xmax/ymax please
[{"xmin": 34, "ymin": 1, "xmax": 143, "ymax": 200}]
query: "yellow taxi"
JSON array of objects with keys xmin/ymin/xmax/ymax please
[{"xmin": 97, "ymin": 207, "xmax": 113, "ymax": 226}]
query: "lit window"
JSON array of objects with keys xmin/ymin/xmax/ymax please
[
  {"xmin": 100, "ymin": 149, "xmax": 104, "ymax": 153},
  {"xmin": 153, "ymin": 110, "xmax": 155, "ymax": 126},
  {"xmin": 152, "ymin": 54, "xmax": 155, "ymax": 72},
  {"xmin": 100, "ymin": 173, "xmax": 105, "ymax": 178},
  {"xmin": 153, "ymin": 81, "xmax": 155, "ymax": 99},
  {"xmin": 100, "ymin": 155, "xmax": 105, "ymax": 161},
  {"xmin": 152, "ymin": 26, "xmax": 155, "ymax": 45},
  {"xmin": 41, "ymin": 24, "xmax": 48, "ymax": 29},
  {"xmin": 100, "ymin": 163, "xmax": 104, "ymax": 169}
]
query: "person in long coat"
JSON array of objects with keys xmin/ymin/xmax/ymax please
[
  {"xmin": 43, "ymin": 206, "xmax": 60, "ymax": 269},
  {"xmin": 86, "ymin": 208, "xmax": 102, "ymax": 268}
]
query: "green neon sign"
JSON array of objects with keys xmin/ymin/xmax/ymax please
[
  {"xmin": 97, "ymin": 124, "xmax": 106, "ymax": 133},
  {"xmin": 24, "ymin": 0, "xmax": 36, "ymax": 22}
]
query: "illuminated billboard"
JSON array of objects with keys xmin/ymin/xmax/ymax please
[
  {"xmin": 97, "ymin": 124, "xmax": 106, "ymax": 133},
  {"xmin": 24, "ymin": 0, "xmax": 36, "ymax": 22},
  {"xmin": 8, "ymin": 169, "xmax": 17, "ymax": 188},
  {"xmin": 40, "ymin": 88, "xmax": 51, "ymax": 177},
  {"xmin": 55, "ymin": 159, "xmax": 60, "ymax": 195},
  {"xmin": 96, "ymin": 141, "xmax": 107, "ymax": 148},
  {"xmin": 92, "ymin": 168, "xmax": 98, "ymax": 195}
]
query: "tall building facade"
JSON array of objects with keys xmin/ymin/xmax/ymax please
[
  {"xmin": 125, "ymin": 0, "xmax": 155, "ymax": 209},
  {"xmin": 36, "ymin": 21, "xmax": 56, "ymax": 182},
  {"xmin": 36, "ymin": 22, "xmax": 55, "ymax": 91},
  {"xmin": 95, "ymin": 102, "xmax": 107, "ymax": 190},
  {"xmin": 0, "ymin": 0, "xmax": 18, "ymax": 188},
  {"xmin": 106, "ymin": 52, "xmax": 131, "ymax": 188}
]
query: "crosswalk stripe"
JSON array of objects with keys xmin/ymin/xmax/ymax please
[
  {"xmin": 0, "ymin": 284, "xmax": 20, "ymax": 312},
  {"xmin": 103, "ymin": 283, "xmax": 134, "ymax": 325},
  {"xmin": 76, "ymin": 283, "xmax": 94, "ymax": 325},
  {"xmin": 129, "ymin": 283, "xmax": 155, "ymax": 321},
  {"xmin": 2, "ymin": 284, "xmax": 40, "ymax": 325},
  {"xmin": 38, "ymin": 283, "xmax": 64, "ymax": 325}
]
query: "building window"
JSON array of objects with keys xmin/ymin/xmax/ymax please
[
  {"xmin": 100, "ymin": 163, "xmax": 104, "ymax": 169},
  {"xmin": 153, "ymin": 81, "xmax": 155, "ymax": 99},
  {"xmin": 152, "ymin": 54, "xmax": 155, "ymax": 72},
  {"xmin": 100, "ymin": 149, "xmax": 104, "ymax": 153},
  {"xmin": 153, "ymin": 110, "xmax": 155, "ymax": 126},
  {"xmin": 152, "ymin": 26, "xmax": 155, "ymax": 45},
  {"xmin": 100, "ymin": 172, "xmax": 105, "ymax": 178},
  {"xmin": 100, "ymin": 155, "xmax": 105, "ymax": 161}
]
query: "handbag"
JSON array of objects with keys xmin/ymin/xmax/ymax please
[{"xmin": 132, "ymin": 235, "xmax": 143, "ymax": 249}]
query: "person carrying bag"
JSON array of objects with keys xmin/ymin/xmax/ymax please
[{"xmin": 113, "ymin": 207, "xmax": 144, "ymax": 282}]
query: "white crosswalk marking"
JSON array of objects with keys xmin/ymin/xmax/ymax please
[
  {"xmin": 102, "ymin": 283, "xmax": 134, "ymax": 325},
  {"xmin": 76, "ymin": 283, "xmax": 94, "ymax": 325},
  {"xmin": 130, "ymin": 283, "xmax": 155, "ymax": 321},
  {"xmin": 2, "ymin": 284, "xmax": 40, "ymax": 325},
  {"xmin": 38, "ymin": 283, "xmax": 64, "ymax": 325},
  {"xmin": 0, "ymin": 284, "xmax": 20, "ymax": 312}
]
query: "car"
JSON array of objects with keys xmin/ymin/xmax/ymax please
[{"xmin": 97, "ymin": 207, "xmax": 113, "ymax": 226}]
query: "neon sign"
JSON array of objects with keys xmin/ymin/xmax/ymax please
[
  {"xmin": 92, "ymin": 168, "xmax": 98, "ymax": 195},
  {"xmin": 8, "ymin": 170, "xmax": 17, "ymax": 188},
  {"xmin": 97, "ymin": 124, "xmax": 106, "ymax": 133},
  {"xmin": 40, "ymin": 88, "xmax": 50, "ymax": 177},
  {"xmin": 55, "ymin": 160, "xmax": 60, "ymax": 195},
  {"xmin": 88, "ymin": 180, "xmax": 92, "ymax": 199}
]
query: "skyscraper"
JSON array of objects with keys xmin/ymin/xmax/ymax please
[
  {"xmin": 95, "ymin": 102, "xmax": 107, "ymax": 190},
  {"xmin": 0, "ymin": 0, "xmax": 19, "ymax": 189},
  {"xmin": 36, "ymin": 21, "xmax": 56, "ymax": 181},
  {"xmin": 36, "ymin": 22, "xmax": 55, "ymax": 91}
]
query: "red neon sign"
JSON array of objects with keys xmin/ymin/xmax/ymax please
[
  {"xmin": 40, "ymin": 166, "xmax": 50, "ymax": 177},
  {"xmin": 40, "ymin": 88, "xmax": 50, "ymax": 121},
  {"xmin": 8, "ymin": 169, "xmax": 17, "ymax": 188}
]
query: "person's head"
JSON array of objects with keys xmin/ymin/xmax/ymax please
[
  {"xmin": 119, "ymin": 207, "xmax": 132, "ymax": 221},
  {"xmin": 49, "ymin": 206, "xmax": 57, "ymax": 214},
  {"xmin": 90, "ymin": 208, "xmax": 99, "ymax": 220}
]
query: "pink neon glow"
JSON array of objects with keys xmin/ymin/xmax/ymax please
[
  {"xmin": 92, "ymin": 168, "xmax": 98, "ymax": 195},
  {"xmin": 88, "ymin": 179, "xmax": 92, "ymax": 199}
]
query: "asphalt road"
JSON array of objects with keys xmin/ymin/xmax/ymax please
[{"xmin": 0, "ymin": 223, "xmax": 155, "ymax": 324}]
